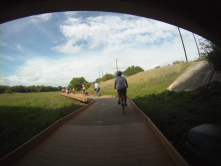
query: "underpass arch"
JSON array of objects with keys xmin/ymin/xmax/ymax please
[
  {"xmin": 1, "ymin": 1, "xmax": 221, "ymax": 164},
  {"xmin": 1, "ymin": 0, "xmax": 221, "ymax": 45}
]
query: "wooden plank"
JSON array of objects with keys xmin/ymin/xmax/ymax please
[
  {"xmin": 128, "ymin": 97, "xmax": 189, "ymax": 166},
  {"xmin": 2, "ymin": 96, "xmax": 188, "ymax": 166}
]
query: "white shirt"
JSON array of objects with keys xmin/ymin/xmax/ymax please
[
  {"xmin": 95, "ymin": 83, "xmax": 99, "ymax": 88},
  {"xmin": 115, "ymin": 76, "xmax": 127, "ymax": 89}
]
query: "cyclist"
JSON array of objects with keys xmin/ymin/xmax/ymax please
[
  {"xmin": 82, "ymin": 85, "xmax": 85, "ymax": 95},
  {"xmin": 114, "ymin": 71, "xmax": 128, "ymax": 106},
  {"xmin": 66, "ymin": 87, "xmax": 69, "ymax": 94},
  {"xmin": 94, "ymin": 82, "xmax": 100, "ymax": 96},
  {"xmin": 72, "ymin": 88, "xmax": 75, "ymax": 94}
]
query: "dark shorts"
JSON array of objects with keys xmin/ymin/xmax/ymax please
[
  {"xmin": 117, "ymin": 88, "xmax": 127, "ymax": 97},
  {"xmin": 96, "ymin": 87, "xmax": 100, "ymax": 93}
]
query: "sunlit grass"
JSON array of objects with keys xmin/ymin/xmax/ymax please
[
  {"xmin": 0, "ymin": 92, "xmax": 85, "ymax": 158},
  {"xmin": 87, "ymin": 62, "xmax": 192, "ymax": 98}
]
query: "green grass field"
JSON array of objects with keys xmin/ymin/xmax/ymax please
[{"xmin": 0, "ymin": 92, "xmax": 85, "ymax": 158}]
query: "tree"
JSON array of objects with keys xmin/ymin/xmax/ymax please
[
  {"xmin": 58, "ymin": 86, "xmax": 62, "ymax": 91},
  {"xmin": 26, "ymin": 85, "xmax": 36, "ymax": 92},
  {"xmin": 0, "ymin": 85, "xmax": 7, "ymax": 93},
  {"xmin": 199, "ymin": 38, "xmax": 221, "ymax": 71},
  {"xmin": 5, "ymin": 87, "xmax": 13, "ymax": 93},
  {"xmin": 36, "ymin": 85, "xmax": 44, "ymax": 92},
  {"xmin": 123, "ymin": 66, "xmax": 144, "ymax": 76},
  {"xmin": 11, "ymin": 85, "xmax": 26, "ymax": 93},
  {"xmin": 102, "ymin": 73, "xmax": 115, "ymax": 82},
  {"xmin": 69, "ymin": 77, "xmax": 89, "ymax": 91},
  {"xmin": 95, "ymin": 78, "xmax": 102, "ymax": 83}
]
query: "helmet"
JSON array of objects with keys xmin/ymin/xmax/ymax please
[{"xmin": 117, "ymin": 71, "xmax": 122, "ymax": 76}]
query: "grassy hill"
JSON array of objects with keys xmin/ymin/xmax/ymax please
[{"xmin": 88, "ymin": 62, "xmax": 192, "ymax": 98}]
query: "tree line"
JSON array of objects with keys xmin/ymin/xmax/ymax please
[
  {"xmin": 68, "ymin": 65, "xmax": 145, "ymax": 90},
  {"xmin": 94, "ymin": 65, "xmax": 144, "ymax": 83},
  {"xmin": 0, "ymin": 85, "xmax": 61, "ymax": 94},
  {"xmin": 1, "ymin": 65, "xmax": 145, "ymax": 93}
]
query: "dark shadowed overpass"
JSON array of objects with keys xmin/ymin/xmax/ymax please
[{"xmin": 1, "ymin": 0, "xmax": 221, "ymax": 45}]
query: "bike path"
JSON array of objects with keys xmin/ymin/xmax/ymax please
[{"xmin": 10, "ymin": 96, "xmax": 179, "ymax": 166}]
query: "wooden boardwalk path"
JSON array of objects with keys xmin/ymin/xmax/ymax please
[{"xmin": 2, "ymin": 94, "xmax": 189, "ymax": 166}]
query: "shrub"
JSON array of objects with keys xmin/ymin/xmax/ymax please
[
  {"xmin": 199, "ymin": 38, "xmax": 221, "ymax": 71},
  {"xmin": 5, "ymin": 87, "xmax": 13, "ymax": 93}
]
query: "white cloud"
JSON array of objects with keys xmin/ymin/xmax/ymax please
[
  {"xmin": 27, "ymin": 76, "xmax": 41, "ymax": 81},
  {"xmin": 16, "ymin": 44, "xmax": 22, "ymax": 51},
  {"xmin": 1, "ymin": 54, "xmax": 26, "ymax": 62},
  {"xmin": 0, "ymin": 78, "xmax": 11, "ymax": 86},
  {"xmin": 1, "ymin": 13, "xmax": 52, "ymax": 38},
  {"xmin": 1, "ymin": 18, "xmax": 30, "ymax": 36},
  {"xmin": 63, "ymin": 11, "xmax": 80, "ymax": 18},
  {"xmin": 15, "ymin": 67, "xmax": 37, "ymax": 77},
  {"xmin": 55, "ymin": 14, "xmax": 179, "ymax": 54},
  {"xmin": 1, "ymin": 11, "xmax": 204, "ymax": 87},
  {"xmin": 1, "ymin": 54, "xmax": 15, "ymax": 61},
  {"xmin": 30, "ymin": 13, "xmax": 52, "ymax": 23},
  {"xmin": 51, "ymin": 38, "xmax": 82, "ymax": 54}
]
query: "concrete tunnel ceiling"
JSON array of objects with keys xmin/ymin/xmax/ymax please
[{"xmin": 1, "ymin": 0, "xmax": 221, "ymax": 45}]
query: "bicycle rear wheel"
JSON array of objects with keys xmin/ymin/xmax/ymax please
[{"xmin": 121, "ymin": 96, "xmax": 125, "ymax": 115}]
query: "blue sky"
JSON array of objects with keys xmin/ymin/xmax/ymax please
[{"xmin": 1, "ymin": 11, "xmax": 202, "ymax": 87}]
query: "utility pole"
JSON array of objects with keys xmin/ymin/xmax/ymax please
[
  {"xmin": 116, "ymin": 59, "xmax": 118, "ymax": 71},
  {"xmin": 99, "ymin": 70, "xmax": 100, "ymax": 78},
  {"xmin": 178, "ymin": 27, "xmax": 188, "ymax": 62},
  {"xmin": 102, "ymin": 70, "xmax": 103, "ymax": 77},
  {"xmin": 192, "ymin": 33, "xmax": 201, "ymax": 58}
]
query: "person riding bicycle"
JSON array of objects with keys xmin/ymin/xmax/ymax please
[
  {"xmin": 94, "ymin": 82, "xmax": 100, "ymax": 96},
  {"xmin": 82, "ymin": 85, "xmax": 85, "ymax": 95},
  {"xmin": 114, "ymin": 71, "xmax": 128, "ymax": 106},
  {"xmin": 66, "ymin": 87, "xmax": 69, "ymax": 94},
  {"xmin": 72, "ymin": 88, "xmax": 75, "ymax": 94}
]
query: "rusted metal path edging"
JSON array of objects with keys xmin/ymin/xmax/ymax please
[
  {"xmin": 128, "ymin": 97, "xmax": 189, "ymax": 166},
  {"xmin": 0, "ymin": 99, "xmax": 95, "ymax": 166}
]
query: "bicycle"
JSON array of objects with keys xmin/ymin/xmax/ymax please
[
  {"xmin": 93, "ymin": 87, "xmax": 100, "ymax": 97},
  {"xmin": 92, "ymin": 90, "xmax": 100, "ymax": 97},
  {"xmin": 119, "ymin": 93, "xmax": 126, "ymax": 115}
]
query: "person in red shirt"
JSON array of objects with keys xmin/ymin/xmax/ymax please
[{"xmin": 82, "ymin": 85, "xmax": 85, "ymax": 95}]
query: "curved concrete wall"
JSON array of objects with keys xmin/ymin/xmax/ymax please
[{"xmin": 1, "ymin": 0, "xmax": 221, "ymax": 45}]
